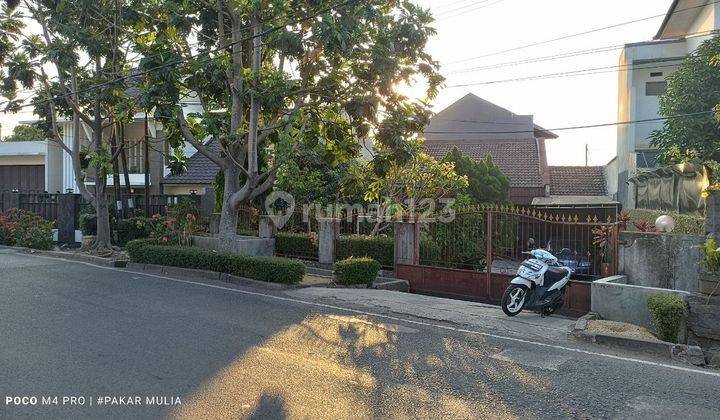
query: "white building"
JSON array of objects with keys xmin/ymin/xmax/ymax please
[{"xmin": 608, "ymin": 0, "xmax": 719, "ymax": 208}]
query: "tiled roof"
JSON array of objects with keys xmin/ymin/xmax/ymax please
[
  {"xmin": 162, "ymin": 140, "xmax": 220, "ymax": 185},
  {"xmin": 548, "ymin": 166, "xmax": 607, "ymax": 196},
  {"xmin": 423, "ymin": 139, "xmax": 544, "ymax": 188}
]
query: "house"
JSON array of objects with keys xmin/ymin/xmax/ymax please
[
  {"xmin": 0, "ymin": 140, "xmax": 47, "ymax": 192},
  {"xmin": 161, "ymin": 139, "xmax": 220, "ymax": 195},
  {"xmin": 533, "ymin": 166, "xmax": 619, "ymax": 220},
  {"xmin": 609, "ymin": 0, "xmax": 719, "ymax": 208},
  {"xmin": 423, "ymin": 93, "xmax": 557, "ymax": 205},
  {"xmin": 44, "ymin": 97, "xmax": 201, "ymax": 196}
]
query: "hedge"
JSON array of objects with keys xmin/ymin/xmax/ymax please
[
  {"xmin": 126, "ymin": 239, "xmax": 305, "ymax": 284},
  {"xmin": 275, "ymin": 232, "xmax": 318, "ymax": 259},
  {"xmin": 116, "ymin": 217, "xmax": 155, "ymax": 246},
  {"xmin": 337, "ymin": 235, "xmax": 394, "ymax": 267},
  {"xmin": 275, "ymin": 232, "xmax": 441, "ymax": 267},
  {"xmin": 646, "ymin": 294, "xmax": 688, "ymax": 343},
  {"xmin": 628, "ymin": 209, "xmax": 704, "ymax": 236},
  {"xmin": 334, "ymin": 257, "xmax": 380, "ymax": 286}
]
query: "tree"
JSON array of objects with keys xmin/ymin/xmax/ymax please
[
  {"xmin": 365, "ymin": 151, "xmax": 468, "ymax": 226},
  {"xmin": 651, "ymin": 35, "xmax": 720, "ymax": 168},
  {"xmin": 135, "ymin": 0, "xmax": 443, "ymax": 243},
  {"xmin": 441, "ymin": 147, "xmax": 510, "ymax": 204},
  {"xmin": 0, "ymin": 1, "xmax": 143, "ymax": 252},
  {"xmin": 3, "ymin": 124, "xmax": 47, "ymax": 142}
]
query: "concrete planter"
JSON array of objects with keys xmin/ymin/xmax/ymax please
[{"xmin": 699, "ymin": 272, "xmax": 720, "ymax": 296}]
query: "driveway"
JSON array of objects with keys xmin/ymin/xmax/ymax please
[{"xmin": 1, "ymin": 248, "xmax": 718, "ymax": 419}]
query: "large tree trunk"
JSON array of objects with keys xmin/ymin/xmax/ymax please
[
  {"xmin": 95, "ymin": 197, "xmax": 113, "ymax": 252},
  {"xmin": 218, "ymin": 166, "xmax": 240, "ymax": 240}
]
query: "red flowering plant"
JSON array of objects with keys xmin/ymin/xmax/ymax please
[
  {"xmin": 0, "ymin": 208, "xmax": 54, "ymax": 250},
  {"xmin": 147, "ymin": 213, "xmax": 180, "ymax": 244}
]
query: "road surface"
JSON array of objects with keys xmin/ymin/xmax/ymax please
[{"xmin": 0, "ymin": 248, "xmax": 718, "ymax": 419}]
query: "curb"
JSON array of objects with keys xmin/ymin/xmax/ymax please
[
  {"xmin": 0, "ymin": 245, "xmax": 128, "ymax": 267},
  {"xmin": 125, "ymin": 262, "xmax": 298, "ymax": 291},
  {"xmin": 372, "ymin": 278, "xmax": 410, "ymax": 292},
  {"xmin": 571, "ymin": 313, "xmax": 706, "ymax": 366}
]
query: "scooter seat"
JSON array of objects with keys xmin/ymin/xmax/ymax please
[{"xmin": 545, "ymin": 267, "xmax": 569, "ymax": 285}]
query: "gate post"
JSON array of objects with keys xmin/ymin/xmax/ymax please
[
  {"xmin": 394, "ymin": 220, "xmax": 418, "ymax": 270},
  {"xmin": 258, "ymin": 215, "xmax": 278, "ymax": 239},
  {"xmin": 486, "ymin": 212, "xmax": 493, "ymax": 291},
  {"xmin": 706, "ymin": 192, "xmax": 720, "ymax": 242},
  {"xmin": 318, "ymin": 217, "xmax": 340, "ymax": 265},
  {"xmin": 57, "ymin": 193, "xmax": 81, "ymax": 244}
]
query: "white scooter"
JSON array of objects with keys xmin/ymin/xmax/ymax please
[{"xmin": 501, "ymin": 249, "xmax": 573, "ymax": 317}]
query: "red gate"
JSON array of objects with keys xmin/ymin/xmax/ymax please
[{"xmin": 396, "ymin": 205, "xmax": 620, "ymax": 317}]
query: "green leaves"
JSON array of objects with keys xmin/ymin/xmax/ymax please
[{"xmin": 651, "ymin": 35, "xmax": 720, "ymax": 172}]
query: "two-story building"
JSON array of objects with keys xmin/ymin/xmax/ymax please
[{"xmin": 609, "ymin": 0, "xmax": 719, "ymax": 208}]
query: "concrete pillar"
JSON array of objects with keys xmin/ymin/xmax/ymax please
[
  {"xmin": 318, "ymin": 218, "xmax": 340, "ymax": 265},
  {"xmin": 199, "ymin": 187, "xmax": 216, "ymax": 217},
  {"xmin": 259, "ymin": 215, "xmax": 278, "ymax": 239},
  {"xmin": 394, "ymin": 221, "xmax": 418, "ymax": 268},
  {"xmin": 57, "ymin": 194, "xmax": 81, "ymax": 244},
  {"xmin": 706, "ymin": 192, "xmax": 720, "ymax": 241},
  {"xmin": 209, "ymin": 213, "xmax": 221, "ymax": 235}
]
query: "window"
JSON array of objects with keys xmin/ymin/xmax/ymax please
[
  {"xmin": 650, "ymin": 72, "xmax": 663, "ymax": 77},
  {"xmin": 646, "ymin": 81, "xmax": 667, "ymax": 96}
]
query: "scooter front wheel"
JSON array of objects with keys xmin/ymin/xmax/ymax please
[{"xmin": 501, "ymin": 284, "xmax": 528, "ymax": 316}]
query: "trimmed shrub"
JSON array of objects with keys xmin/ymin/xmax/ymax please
[
  {"xmin": 337, "ymin": 235, "xmax": 394, "ymax": 267},
  {"xmin": 628, "ymin": 209, "xmax": 704, "ymax": 235},
  {"xmin": 646, "ymin": 294, "xmax": 688, "ymax": 343},
  {"xmin": 116, "ymin": 217, "xmax": 154, "ymax": 246},
  {"xmin": 276, "ymin": 232, "xmax": 318, "ymax": 259},
  {"xmin": 334, "ymin": 257, "xmax": 380, "ymax": 286},
  {"xmin": 126, "ymin": 240, "xmax": 305, "ymax": 284},
  {"xmin": 0, "ymin": 208, "xmax": 54, "ymax": 250}
]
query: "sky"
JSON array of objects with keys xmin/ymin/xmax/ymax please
[
  {"xmin": 411, "ymin": 0, "xmax": 673, "ymax": 166},
  {"xmin": 0, "ymin": 0, "xmax": 674, "ymax": 166}
]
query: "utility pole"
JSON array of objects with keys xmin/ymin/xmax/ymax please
[{"xmin": 585, "ymin": 143, "xmax": 589, "ymax": 166}]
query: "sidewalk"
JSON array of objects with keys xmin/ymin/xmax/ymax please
[{"xmin": 287, "ymin": 288, "xmax": 575, "ymax": 343}]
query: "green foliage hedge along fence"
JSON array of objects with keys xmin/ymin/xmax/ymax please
[
  {"xmin": 126, "ymin": 240, "xmax": 305, "ymax": 284},
  {"xmin": 274, "ymin": 232, "xmax": 441, "ymax": 268},
  {"xmin": 334, "ymin": 257, "xmax": 380, "ymax": 286},
  {"xmin": 628, "ymin": 209, "xmax": 704, "ymax": 236},
  {"xmin": 0, "ymin": 208, "xmax": 54, "ymax": 250}
]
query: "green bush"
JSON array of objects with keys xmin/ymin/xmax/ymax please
[
  {"xmin": 125, "ymin": 240, "xmax": 305, "ymax": 284},
  {"xmin": 337, "ymin": 235, "xmax": 394, "ymax": 267},
  {"xmin": 276, "ymin": 232, "xmax": 318, "ymax": 259},
  {"xmin": 628, "ymin": 209, "xmax": 704, "ymax": 235},
  {"xmin": 0, "ymin": 208, "xmax": 54, "ymax": 250},
  {"xmin": 116, "ymin": 217, "xmax": 154, "ymax": 246},
  {"xmin": 334, "ymin": 257, "xmax": 380, "ymax": 286},
  {"xmin": 646, "ymin": 294, "xmax": 688, "ymax": 343},
  {"xmin": 79, "ymin": 213, "xmax": 97, "ymax": 235}
]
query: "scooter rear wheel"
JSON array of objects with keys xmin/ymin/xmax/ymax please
[{"xmin": 501, "ymin": 284, "xmax": 528, "ymax": 316}]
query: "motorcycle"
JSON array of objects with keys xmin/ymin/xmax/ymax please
[{"xmin": 501, "ymin": 249, "xmax": 573, "ymax": 317}]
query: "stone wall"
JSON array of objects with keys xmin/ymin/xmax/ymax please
[
  {"xmin": 592, "ymin": 275, "xmax": 692, "ymax": 333},
  {"xmin": 618, "ymin": 231, "xmax": 704, "ymax": 292}
]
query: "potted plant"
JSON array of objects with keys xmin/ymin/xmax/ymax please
[
  {"xmin": 697, "ymin": 238, "xmax": 720, "ymax": 296},
  {"xmin": 592, "ymin": 225, "xmax": 613, "ymax": 276}
]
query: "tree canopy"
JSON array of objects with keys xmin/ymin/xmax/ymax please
[
  {"xmin": 3, "ymin": 124, "xmax": 47, "ymax": 142},
  {"xmin": 651, "ymin": 35, "xmax": 720, "ymax": 167},
  {"xmin": 441, "ymin": 147, "xmax": 510, "ymax": 204},
  {"xmin": 133, "ymin": 0, "xmax": 443, "ymax": 238}
]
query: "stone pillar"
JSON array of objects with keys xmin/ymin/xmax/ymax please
[
  {"xmin": 706, "ymin": 192, "xmax": 720, "ymax": 241},
  {"xmin": 199, "ymin": 187, "xmax": 216, "ymax": 217},
  {"xmin": 259, "ymin": 215, "xmax": 278, "ymax": 239},
  {"xmin": 57, "ymin": 193, "xmax": 81, "ymax": 244},
  {"xmin": 208, "ymin": 213, "xmax": 221, "ymax": 235},
  {"xmin": 394, "ymin": 221, "xmax": 418, "ymax": 268},
  {"xmin": 318, "ymin": 218, "xmax": 340, "ymax": 265}
]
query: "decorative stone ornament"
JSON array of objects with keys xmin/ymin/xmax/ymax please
[{"xmin": 655, "ymin": 215, "xmax": 675, "ymax": 233}]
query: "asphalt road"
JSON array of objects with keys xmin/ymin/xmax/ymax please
[{"xmin": 0, "ymin": 248, "xmax": 719, "ymax": 420}]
